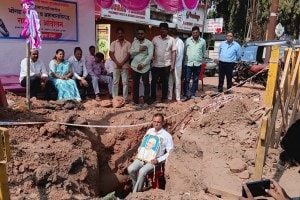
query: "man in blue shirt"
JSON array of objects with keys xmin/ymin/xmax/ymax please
[{"xmin": 218, "ymin": 32, "xmax": 242, "ymax": 93}]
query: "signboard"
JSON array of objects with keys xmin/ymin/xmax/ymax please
[
  {"xmin": 0, "ymin": 0, "xmax": 78, "ymax": 41},
  {"xmin": 205, "ymin": 18, "xmax": 223, "ymax": 34},
  {"xmin": 96, "ymin": 24, "xmax": 110, "ymax": 59},
  {"xmin": 177, "ymin": 7, "xmax": 205, "ymax": 31},
  {"xmin": 275, "ymin": 23, "xmax": 284, "ymax": 37},
  {"xmin": 101, "ymin": 2, "xmax": 150, "ymax": 24}
]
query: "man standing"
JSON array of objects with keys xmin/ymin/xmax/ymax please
[
  {"xmin": 19, "ymin": 49, "xmax": 51, "ymax": 99},
  {"xmin": 182, "ymin": 26, "xmax": 206, "ymax": 101},
  {"xmin": 218, "ymin": 32, "xmax": 242, "ymax": 93},
  {"xmin": 151, "ymin": 23, "xmax": 176, "ymax": 103},
  {"xmin": 130, "ymin": 27, "xmax": 153, "ymax": 106},
  {"xmin": 68, "ymin": 47, "xmax": 92, "ymax": 100},
  {"xmin": 168, "ymin": 29, "xmax": 184, "ymax": 102},
  {"xmin": 109, "ymin": 27, "xmax": 131, "ymax": 102},
  {"xmin": 127, "ymin": 113, "xmax": 173, "ymax": 192}
]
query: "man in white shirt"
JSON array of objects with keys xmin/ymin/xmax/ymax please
[
  {"xmin": 168, "ymin": 29, "xmax": 184, "ymax": 102},
  {"xmin": 151, "ymin": 23, "xmax": 176, "ymax": 103},
  {"xmin": 19, "ymin": 48, "xmax": 51, "ymax": 99},
  {"xmin": 109, "ymin": 27, "xmax": 131, "ymax": 102},
  {"xmin": 127, "ymin": 113, "xmax": 174, "ymax": 192},
  {"xmin": 68, "ymin": 47, "xmax": 92, "ymax": 100}
]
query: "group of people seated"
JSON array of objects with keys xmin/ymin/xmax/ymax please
[{"xmin": 19, "ymin": 46, "xmax": 113, "ymax": 101}]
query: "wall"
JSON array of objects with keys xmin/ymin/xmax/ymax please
[{"xmin": 0, "ymin": 0, "xmax": 95, "ymax": 75}]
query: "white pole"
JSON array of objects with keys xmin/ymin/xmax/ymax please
[{"xmin": 26, "ymin": 43, "xmax": 31, "ymax": 111}]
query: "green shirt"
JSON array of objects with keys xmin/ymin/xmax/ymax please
[
  {"xmin": 184, "ymin": 36, "xmax": 206, "ymax": 67},
  {"xmin": 130, "ymin": 38, "xmax": 153, "ymax": 73}
]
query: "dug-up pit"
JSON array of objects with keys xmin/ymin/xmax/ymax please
[{"xmin": 2, "ymin": 84, "xmax": 299, "ymax": 199}]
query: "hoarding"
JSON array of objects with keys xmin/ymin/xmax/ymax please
[
  {"xmin": 205, "ymin": 18, "xmax": 223, "ymax": 34},
  {"xmin": 101, "ymin": 2, "xmax": 150, "ymax": 24},
  {"xmin": 177, "ymin": 7, "xmax": 205, "ymax": 31},
  {"xmin": 0, "ymin": 0, "xmax": 78, "ymax": 41}
]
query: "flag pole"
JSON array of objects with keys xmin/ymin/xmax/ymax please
[
  {"xmin": 21, "ymin": 0, "xmax": 42, "ymax": 111},
  {"xmin": 26, "ymin": 42, "xmax": 31, "ymax": 111}
]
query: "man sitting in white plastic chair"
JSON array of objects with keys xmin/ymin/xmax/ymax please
[{"xmin": 127, "ymin": 113, "xmax": 174, "ymax": 192}]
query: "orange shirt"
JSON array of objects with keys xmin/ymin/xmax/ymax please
[{"xmin": 109, "ymin": 39, "xmax": 131, "ymax": 69}]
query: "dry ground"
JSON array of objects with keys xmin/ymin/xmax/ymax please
[{"xmin": 0, "ymin": 76, "xmax": 299, "ymax": 200}]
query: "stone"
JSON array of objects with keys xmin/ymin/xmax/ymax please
[
  {"xmin": 39, "ymin": 127, "xmax": 47, "ymax": 135},
  {"xmin": 100, "ymin": 100, "xmax": 112, "ymax": 108},
  {"xmin": 238, "ymin": 170, "xmax": 250, "ymax": 179},
  {"xmin": 244, "ymin": 150, "xmax": 256, "ymax": 162},
  {"xmin": 74, "ymin": 117, "xmax": 87, "ymax": 125},
  {"xmin": 18, "ymin": 165, "xmax": 25, "ymax": 173},
  {"xmin": 207, "ymin": 129, "xmax": 220, "ymax": 135},
  {"xmin": 220, "ymin": 130, "xmax": 228, "ymax": 137},
  {"xmin": 228, "ymin": 158, "xmax": 247, "ymax": 173},
  {"xmin": 112, "ymin": 96, "xmax": 124, "ymax": 108}
]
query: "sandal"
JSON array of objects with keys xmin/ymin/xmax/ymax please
[{"xmin": 95, "ymin": 95, "xmax": 101, "ymax": 101}]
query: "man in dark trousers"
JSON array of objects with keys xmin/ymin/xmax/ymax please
[
  {"xmin": 217, "ymin": 32, "xmax": 242, "ymax": 93},
  {"xmin": 19, "ymin": 49, "xmax": 52, "ymax": 100},
  {"xmin": 130, "ymin": 27, "xmax": 153, "ymax": 106},
  {"xmin": 151, "ymin": 23, "xmax": 176, "ymax": 103}
]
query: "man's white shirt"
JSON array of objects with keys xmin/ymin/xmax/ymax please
[
  {"xmin": 145, "ymin": 127, "xmax": 174, "ymax": 163},
  {"xmin": 19, "ymin": 58, "xmax": 48, "ymax": 83},
  {"xmin": 68, "ymin": 55, "xmax": 88, "ymax": 80}
]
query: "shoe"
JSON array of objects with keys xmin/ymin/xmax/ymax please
[
  {"xmin": 95, "ymin": 96, "xmax": 101, "ymax": 101},
  {"xmin": 147, "ymin": 99, "xmax": 155, "ymax": 105},
  {"xmin": 133, "ymin": 103, "xmax": 142, "ymax": 109},
  {"xmin": 191, "ymin": 96, "xmax": 196, "ymax": 99},
  {"xmin": 181, "ymin": 96, "xmax": 189, "ymax": 102},
  {"xmin": 82, "ymin": 96, "xmax": 91, "ymax": 100},
  {"xmin": 142, "ymin": 103, "xmax": 149, "ymax": 108},
  {"xmin": 161, "ymin": 99, "xmax": 168, "ymax": 103},
  {"xmin": 224, "ymin": 90, "xmax": 233, "ymax": 94},
  {"xmin": 133, "ymin": 100, "xmax": 139, "ymax": 105}
]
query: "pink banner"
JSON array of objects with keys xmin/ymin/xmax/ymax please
[
  {"xmin": 96, "ymin": 0, "xmax": 114, "ymax": 9},
  {"xmin": 118, "ymin": 0, "xmax": 150, "ymax": 11},
  {"xmin": 96, "ymin": 0, "xmax": 199, "ymax": 12},
  {"xmin": 182, "ymin": 0, "xmax": 200, "ymax": 10},
  {"xmin": 155, "ymin": 0, "xmax": 184, "ymax": 12}
]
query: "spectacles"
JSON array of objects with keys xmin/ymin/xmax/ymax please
[{"xmin": 137, "ymin": 32, "xmax": 144, "ymax": 35}]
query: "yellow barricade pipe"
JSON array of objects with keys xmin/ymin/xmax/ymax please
[{"xmin": 0, "ymin": 127, "xmax": 10, "ymax": 200}]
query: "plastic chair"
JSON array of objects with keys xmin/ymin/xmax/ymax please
[
  {"xmin": 146, "ymin": 164, "xmax": 165, "ymax": 189},
  {"xmin": 198, "ymin": 63, "xmax": 206, "ymax": 91}
]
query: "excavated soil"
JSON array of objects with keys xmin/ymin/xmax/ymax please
[{"xmin": 1, "ymin": 77, "xmax": 299, "ymax": 200}]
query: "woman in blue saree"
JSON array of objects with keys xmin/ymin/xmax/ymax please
[{"xmin": 49, "ymin": 49, "xmax": 81, "ymax": 101}]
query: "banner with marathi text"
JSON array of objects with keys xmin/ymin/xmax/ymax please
[
  {"xmin": 0, "ymin": 0, "xmax": 78, "ymax": 41},
  {"xmin": 177, "ymin": 5, "xmax": 205, "ymax": 31},
  {"xmin": 101, "ymin": 2, "xmax": 150, "ymax": 24}
]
